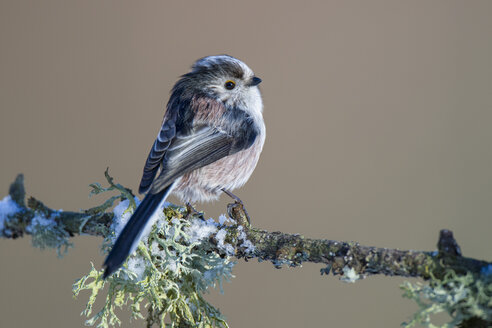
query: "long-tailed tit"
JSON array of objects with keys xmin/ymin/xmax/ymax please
[{"xmin": 103, "ymin": 55, "xmax": 265, "ymax": 278}]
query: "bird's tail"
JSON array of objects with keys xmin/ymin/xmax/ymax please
[{"xmin": 103, "ymin": 184, "xmax": 174, "ymax": 279}]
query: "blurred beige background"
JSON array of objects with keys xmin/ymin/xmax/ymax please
[{"xmin": 1, "ymin": 1, "xmax": 491, "ymax": 327}]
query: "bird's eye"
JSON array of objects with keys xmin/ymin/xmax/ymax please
[{"xmin": 224, "ymin": 80, "xmax": 236, "ymax": 90}]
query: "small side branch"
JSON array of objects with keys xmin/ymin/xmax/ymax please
[{"xmin": 1, "ymin": 174, "xmax": 113, "ymax": 240}]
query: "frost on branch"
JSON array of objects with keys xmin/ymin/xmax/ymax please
[
  {"xmin": 1, "ymin": 173, "xmax": 492, "ymax": 328},
  {"xmin": 0, "ymin": 176, "xmax": 72, "ymax": 256}
]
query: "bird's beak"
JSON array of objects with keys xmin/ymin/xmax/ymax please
[{"xmin": 249, "ymin": 76, "xmax": 262, "ymax": 86}]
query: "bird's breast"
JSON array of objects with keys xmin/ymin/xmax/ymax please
[{"xmin": 172, "ymin": 123, "xmax": 265, "ymax": 204}]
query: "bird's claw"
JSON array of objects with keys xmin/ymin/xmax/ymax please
[{"xmin": 184, "ymin": 203, "xmax": 201, "ymax": 219}]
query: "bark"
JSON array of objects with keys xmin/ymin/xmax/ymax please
[{"xmin": 2, "ymin": 174, "xmax": 490, "ymax": 281}]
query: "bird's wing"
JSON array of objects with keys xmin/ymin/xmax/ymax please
[
  {"xmin": 138, "ymin": 107, "xmax": 178, "ymax": 194},
  {"xmin": 148, "ymin": 126, "xmax": 236, "ymax": 194},
  {"xmin": 140, "ymin": 94, "xmax": 259, "ymax": 195}
]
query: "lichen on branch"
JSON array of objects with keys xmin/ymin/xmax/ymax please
[
  {"xmin": 1, "ymin": 173, "xmax": 491, "ymax": 328},
  {"xmin": 73, "ymin": 204, "xmax": 234, "ymax": 328}
]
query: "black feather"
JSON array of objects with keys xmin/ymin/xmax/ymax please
[{"xmin": 103, "ymin": 185, "xmax": 172, "ymax": 279}]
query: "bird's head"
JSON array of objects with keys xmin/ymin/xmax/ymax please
[{"xmin": 176, "ymin": 55, "xmax": 262, "ymax": 112}]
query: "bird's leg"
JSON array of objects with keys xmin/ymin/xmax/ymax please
[{"xmin": 221, "ymin": 189, "xmax": 251, "ymax": 224}]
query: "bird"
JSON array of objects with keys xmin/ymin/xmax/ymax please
[{"xmin": 103, "ymin": 55, "xmax": 265, "ymax": 278}]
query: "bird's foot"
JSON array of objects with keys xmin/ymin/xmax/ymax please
[
  {"xmin": 184, "ymin": 203, "xmax": 201, "ymax": 219},
  {"xmin": 222, "ymin": 189, "xmax": 251, "ymax": 225}
]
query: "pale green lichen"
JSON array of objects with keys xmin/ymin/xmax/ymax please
[
  {"xmin": 87, "ymin": 168, "xmax": 137, "ymax": 215},
  {"xmin": 401, "ymin": 270, "xmax": 492, "ymax": 327},
  {"xmin": 73, "ymin": 201, "xmax": 234, "ymax": 328},
  {"xmin": 25, "ymin": 170, "xmax": 129, "ymax": 257},
  {"xmin": 29, "ymin": 213, "xmax": 73, "ymax": 257}
]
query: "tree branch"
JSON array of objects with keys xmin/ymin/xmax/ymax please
[
  {"xmin": 230, "ymin": 202, "xmax": 488, "ymax": 280},
  {"xmin": 2, "ymin": 174, "xmax": 490, "ymax": 280},
  {"xmin": 2, "ymin": 174, "xmax": 115, "ymax": 240},
  {"xmin": 1, "ymin": 174, "xmax": 491, "ymax": 327}
]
